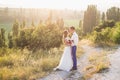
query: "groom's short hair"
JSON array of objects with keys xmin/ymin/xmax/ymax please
[{"xmin": 70, "ymin": 26, "xmax": 75, "ymax": 30}]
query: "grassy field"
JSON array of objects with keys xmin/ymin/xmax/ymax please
[
  {"xmin": 0, "ymin": 23, "xmax": 12, "ymax": 32},
  {"xmin": 0, "ymin": 23, "xmax": 12, "ymax": 39},
  {"xmin": 0, "ymin": 43, "xmax": 84, "ymax": 80},
  {"xmin": 64, "ymin": 19, "xmax": 79, "ymax": 27},
  {"xmin": 0, "ymin": 47, "xmax": 62, "ymax": 80}
]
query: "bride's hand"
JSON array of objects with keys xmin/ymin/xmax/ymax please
[{"xmin": 65, "ymin": 41, "xmax": 71, "ymax": 46}]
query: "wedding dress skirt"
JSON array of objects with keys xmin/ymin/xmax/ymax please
[{"xmin": 57, "ymin": 46, "xmax": 73, "ymax": 71}]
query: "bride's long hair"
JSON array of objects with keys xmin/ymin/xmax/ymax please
[{"xmin": 62, "ymin": 30, "xmax": 68, "ymax": 44}]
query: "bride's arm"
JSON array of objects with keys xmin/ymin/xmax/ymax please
[{"xmin": 64, "ymin": 39, "xmax": 71, "ymax": 46}]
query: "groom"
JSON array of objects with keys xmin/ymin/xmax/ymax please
[{"xmin": 69, "ymin": 26, "xmax": 78, "ymax": 70}]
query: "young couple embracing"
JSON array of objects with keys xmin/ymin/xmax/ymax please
[{"xmin": 54, "ymin": 26, "xmax": 78, "ymax": 72}]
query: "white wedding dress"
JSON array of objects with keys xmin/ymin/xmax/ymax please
[{"xmin": 56, "ymin": 37, "xmax": 73, "ymax": 71}]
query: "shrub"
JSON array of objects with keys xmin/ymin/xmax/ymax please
[
  {"xmin": 11, "ymin": 23, "xmax": 63, "ymax": 51},
  {"xmin": 112, "ymin": 22, "xmax": 120, "ymax": 44},
  {"xmin": 90, "ymin": 27, "xmax": 112, "ymax": 45},
  {"xmin": 94, "ymin": 20, "xmax": 115, "ymax": 32},
  {"xmin": 29, "ymin": 24, "xmax": 62, "ymax": 51},
  {"xmin": 91, "ymin": 21, "xmax": 120, "ymax": 45}
]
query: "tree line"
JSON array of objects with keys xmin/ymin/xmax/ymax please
[
  {"xmin": 82, "ymin": 5, "xmax": 120, "ymax": 35},
  {"xmin": 1, "ymin": 5, "xmax": 120, "ymax": 49},
  {"xmin": 82, "ymin": 5, "xmax": 120, "ymax": 44},
  {"xmin": 0, "ymin": 14, "xmax": 64, "ymax": 51}
]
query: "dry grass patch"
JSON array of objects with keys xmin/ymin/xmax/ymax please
[
  {"xmin": 0, "ymin": 44, "xmax": 84, "ymax": 80},
  {"xmin": 83, "ymin": 51, "xmax": 110, "ymax": 79},
  {"xmin": 0, "ymin": 48, "xmax": 61, "ymax": 80}
]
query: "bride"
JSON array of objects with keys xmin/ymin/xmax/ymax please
[{"xmin": 54, "ymin": 30, "xmax": 73, "ymax": 71}]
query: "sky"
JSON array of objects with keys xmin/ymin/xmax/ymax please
[{"xmin": 0, "ymin": 0, "xmax": 120, "ymax": 11}]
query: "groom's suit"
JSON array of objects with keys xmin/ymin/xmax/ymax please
[{"xmin": 71, "ymin": 32, "xmax": 78, "ymax": 69}]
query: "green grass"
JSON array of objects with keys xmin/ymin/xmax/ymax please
[
  {"xmin": 64, "ymin": 19, "xmax": 80, "ymax": 27},
  {"xmin": 0, "ymin": 23, "xmax": 12, "ymax": 39}
]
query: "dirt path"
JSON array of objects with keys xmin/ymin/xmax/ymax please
[
  {"xmin": 90, "ymin": 47, "xmax": 120, "ymax": 80},
  {"xmin": 38, "ymin": 40, "xmax": 120, "ymax": 80}
]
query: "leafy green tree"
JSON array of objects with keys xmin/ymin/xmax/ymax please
[
  {"xmin": 7, "ymin": 18, "xmax": 63, "ymax": 50},
  {"xmin": 11, "ymin": 22, "xmax": 62, "ymax": 51},
  {"xmin": 83, "ymin": 5, "xmax": 100, "ymax": 34},
  {"xmin": 30, "ymin": 24, "xmax": 62, "ymax": 51}
]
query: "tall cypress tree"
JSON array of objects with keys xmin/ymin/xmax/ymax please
[
  {"xmin": 0, "ymin": 28, "xmax": 6, "ymax": 47},
  {"xmin": 83, "ymin": 5, "xmax": 100, "ymax": 34}
]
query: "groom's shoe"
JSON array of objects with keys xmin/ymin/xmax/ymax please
[
  {"xmin": 70, "ymin": 67, "xmax": 77, "ymax": 71},
  {"xmin": 70, "ymin": 69, "xmax": 73, "ymax": 71},
  {"xmin": 73, "ymin": 68, "xmax": 77, "ymax": 70}
]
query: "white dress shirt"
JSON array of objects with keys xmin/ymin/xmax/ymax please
[{"xmin": 71, "ymin": 32, "xmax": 78, "ymax": 46}]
